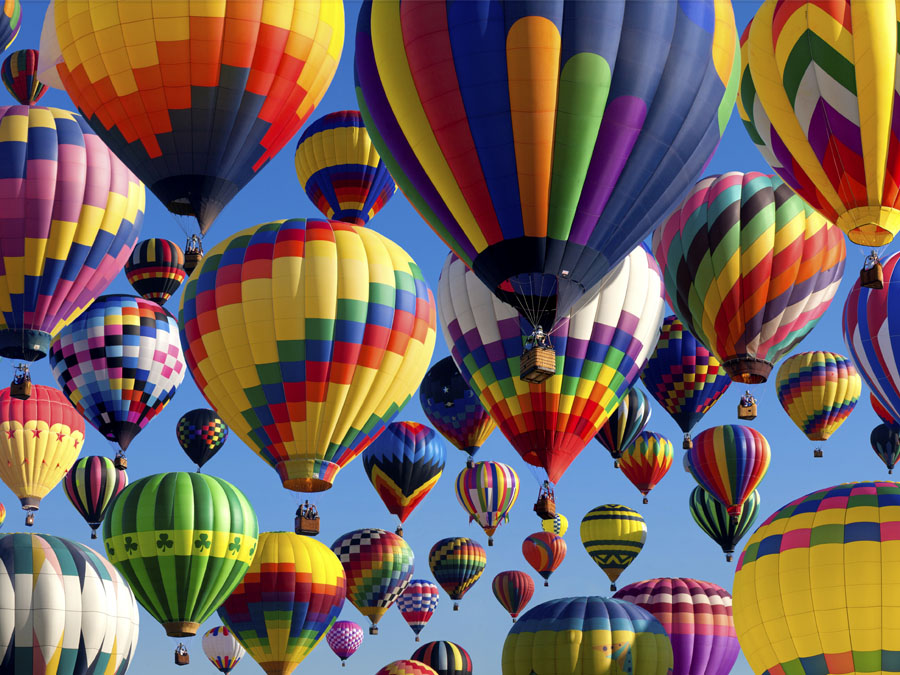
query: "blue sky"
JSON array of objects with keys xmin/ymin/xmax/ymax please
[{"xmin": 5, "ymin": 2, "xmax": 884, "ymax": 674}]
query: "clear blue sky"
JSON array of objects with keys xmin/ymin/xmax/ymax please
[{"xmin": 5, "ymin": 2, "xmax": 883, "ymax": 674}]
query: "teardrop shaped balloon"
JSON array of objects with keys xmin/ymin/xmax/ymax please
[
  {"xmin": 202, "ymin": 626, "xmax": 245, "ymax": 675},
  {"xmin": 618, "ymin": 431, "xmax": 674, "ymax": 503},
  {"xmin": 124, "ymin": 238, "xmax": 187, "ymax": 306},
  {"xmin": 871, "ymin": 424, "xmax": 900, "ymax": 475},
  {"xmin": 179, "ymin": 219, "xmax": 436, "ymax": 496},
  {"xmin": 521, "ymin": 532, "xmax": 566, "ymax": 587},
  {"xmin": 0, "ymin": 0, "xmax": 20, "ymax": 51},
  {"xmin": 595, "ymin": 388, "xmax": 652, "ymax": 464},
  {"xmin": 377, "ymin": 661, "xmax": 438, "ymax": 675},
  {"xmin": 580, "ymin": 504, "xmax": 647, "ymax": 591},
  {"xmin": 439, "ymin": 245, "xmax": 664, "ymax": 486},
  {"xmin": 541, "ymin": 514, "xmax": 568, "ymax": 536},
  {"xmin": 176, "ymin": 408, "xmax": 228, "ymax": 470},
  {"xmin": 53, "ymin": 0, "xmax": 344, "ymax": 234},
  {"xmin": 454, "ymin": 461, "xmax": 519, "ymax": 545},
  {"xmin": 653, "ymin": 172, "xmax": 846, "ymax": 384},
  {"xmin": 219, "ymin": 531, "xmax": 346, "ymax": 675},
  {"xmin": 0, "ymin": 105, "xmax": 144, "ymax": 361},
  {"xmin": 356, "ymin": 0, "xmax": 739, "ymax": 327},
  {"xmin": 2, "ymin": 49, "xmax": 46, "ymax": 104},
  {"xmin": 428, "ymin": 537, "xmax": 486, "ymax": 611},
  {"xmin": 419, "ymin": 356, "xmax": 496, "ymax": 462},
  {"xmin": 0, "ymin": 383, "xmax": 84, "ymax": 524},
  {"xmin": 411, "ymin": 641, "xmax": 473, "ymax": 675},
  {"xmin": 396, "ymin": 580, "xmax": 440, "ymax": 642},
  {"xmin": 63, "ymin": 455, "xmax": 127, "ymax": 539},
  {"xmin": 689, "ymin": 486, "xmax": 760, "ymax": 562},
  {"xmin": 872, "ymin": 393, "xmax": 898, "ymax": 428},
  {"xmin": 49, "ymin": 294, "xmax": 187, "ymax": 455},
  {"xmin": 326, "ymin": 621, "xmax": 364, "ymax": 667},
  {"xmin": 295, "ymin": 110, "xmax": 397, "ymax": 225},
  {"xmin": 491, "ymin": 571, "xmax": 534, "ymax": 622}
]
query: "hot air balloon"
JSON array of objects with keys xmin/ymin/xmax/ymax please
[
  {"xmin": 176, "ymin": 408, "xmax": 228, "ymax": 471},
  {"xmin": 52, "ymin": 0, "xmax": 343, "ymax": 236},
  {"xmin": 615, "ymin": 578, "xmax": 740, "ymax": 675},
  {"xmin": 438, "ymin": 245, "xmax": 664, "ymax": 505},
  {"xmin": 331, "ymin": 528, "xmax": 415, "ymax": 634},
  {"xmin": 218, "ymin": 531, "xmax": 346, "ymax": 675},
  {"xmin": 428, "ymin": 537, "xmax": 486, "ymax": 611},
  {"xmin": 653, "ymin": 172, "xmax": 846, "ymax": 385},
  {"xmin": 179, "ymin": 219, "xmax": 436, "ymax": 515},
  {"xmin": 0, "ymin": 383, "xmax": 84, "ymax": 526},
  {"xmin": 580, "ymin": 504, "xmax": 647, "ymax": 591},
  {"xmin": 492, "ymin": 571, "xmax": 534, "ymax": 623},
  {"xmin": 124, "ymin": 238, "xmax": 187, "ymax": 306},
  {"xmin": 871, "ymin": 424, "xmax": 900, "ymax": 475},
  {"xmin": 363, "ymin": 421, "xmax": 446, "ymax": 534},
  {"xmin": 618, "ymin": 431, "xmax": 674, "ymax": 504},
  {"xmin": 356, "ymin": 0, "xmax": 738, "ymax": 330},
  {"xmin": 0, "ymin": 106, "xmax": 144, "ymax": 362},
  {"xmin": 103, "ymin": 473, "xmax": 258, "ymax": 649},
  {"xmin": 2, "ymin": 49, "xmax": 45, "ymax": 104},
  {"xmin": 0, "ymin": 533, "xmax": 139, "ymax": 674},
  {"xmin": 49, "ymin": 294, "xmax": 186, "ymax": 465},
  {"xmin": 326, "ymin": 621, "xmax": 364, "ymax": 668},
  {"xmin": 502, "ymin": 597, "xmax": 673, "ymax": 675},
  {"xmin": 377, "ymin": 661, "xmax": 438, "ymax": 675},
  {"xmin": 686, "ymin": 425, "xmax": 771, "ymax": 521},
  {"xmin": 411, "ymin": 641, "xmax": 473, "ymax": 675},
  {"xmin": 419, "ymin": 356, "xmax": 496, "ymax": 464},
  {"xmin": 872, "ymin": 393, "xmax": 898, "ymax": 428},
  {"xmin": 63, "ymin": 455, "xmax": 127, "ymax": 538},
  {"xmin": 775, "ymin": 351, "xmax": 861, "ymax": 456},
  {"xmin": 295, "ymin": 110, "xmax": 396, "ymax": 226},
  {"xmin": 0, "ymin": 503, "xmax": 4, "ymax": 528},
  {"xmin": 689, "ymin": 486, "xmax": 760, "ymax": 563},
  {"xmin": 0, "ymin": 0, "xmax": 20, "ymax": 52},
  {"xmin": 640, "ymin": 315, "xmax": 731, "ymax": 448},
  {"xmin": 521, "ymin": 532, "xmax": 566, "ymax": 587},
  {"xmin": 733, "ymin": 481, "xmax": 900, "ymax": 675},
  {"xmin": 541, "ymin": 514, "xmax": 568, "ymax": 537},
  {"xmin": 396, "ymin": 580, "xmax": 440, "ymax": 642},
  {"xmin": 595, "ymin": 388, "xmax": 653, "ymax": 467},
  {"xmin": 202, "ymin": 626, "xmax": 245, "ymax": 675},
  {"xmin": 455, "ymin": 461, "xmax": 519, "ymax": 545}
]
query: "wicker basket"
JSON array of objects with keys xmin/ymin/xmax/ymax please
[
  {"xmin": 175, "ymin": 653, "xmax": 190, "ymax": 666},
  {"xmin": 737, "ymin": 403, "xmax": 757, "ymax": 421},
  {"xmin": 184, "ymin": 251, "xmax": 203, "ymax": 276},
  {"xmin": 520, "ymin": 346, "xmax": 556, "ymax": 383},
  {"xmin": 533, "ymin": 496, "xmax": 556, "ymax": 520},
  {"xmin": 860, "ymin": 262, "xmax": 884, "ymax": 289},
  {"xmin": 114, "ymin": 455, "xmax": 128, "ymax": 471},
  {"xmin": 10, "ymin": 379, "xmax": 31, "ymax": 400},
  {"xmin": 295, "ymin": 516, "xmax": 320, "ymax": 536}
]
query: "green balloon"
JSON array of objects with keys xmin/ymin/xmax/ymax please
[{"xmin": 102, "ymin": 472, "xmax": 258, "ymax": 637}]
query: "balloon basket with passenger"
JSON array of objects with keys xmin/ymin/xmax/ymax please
[
  {"xmin": 10, "ymin": 364, "xmax": 31, "ymax": 401},
  {"xmin": 295, "ymin": 501, "xmax": 320, "ymax": 536},
  {"xmin": 861, "ymin": 251, "xmax": 884, "ymax": 289},
  {"xmin": 533, "ymin": 482, "xmax": 556, "ymax": 520},
  {"xmin": 737, "ymin": 391, "xmax": 757, "ymax": 420},
  {"xmin": 174, "ymin": 642, "xmax": 190, "ymax": 666},
  {"xmin": 520, "ymin": 327, "xmax": 556, "ymax": 384},
  {"xmin": 113, "ymin": 449, "xmax": 128, "ymax": 471},
  {"xmin": 183, "ymin": 235, "xmax": 204, "ymax": 276}
]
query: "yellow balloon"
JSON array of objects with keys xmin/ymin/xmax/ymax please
[
  {"xmin": 579, "ymin": 504, "xmax": 646, "ymax": 591},
  {"xmin": 541, "ymin": 514, "xmax": 568, "ymax": 536}
]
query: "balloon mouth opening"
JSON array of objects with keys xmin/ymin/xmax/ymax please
[
  {"xmin": 722, "ymin": 357, "xmax": 771, "ymax": 384},
  {"xmin": 163, "ymin": 621, "xmax": 200, "ymax": 637},
  {"xmin": 0, "ymin": 330, "xmax": 51, "ymax": 361},
  {"xmin": 166, "ymin": 198, "xmax": 196, "ymax": 217},
  {"xmin": 277, "ymin": 459, "xmax": 339, "ymax": 492},
  {"xmin": 19, "ymin": 497, "xmax": 40, "ymax": 510},
  {"xmin": 841, "ymin": 209, "xmax": 895, "ymax": 247},
  {"xmin": 282, "ymin": 477, "xmax": 332, "ymax": 492}
]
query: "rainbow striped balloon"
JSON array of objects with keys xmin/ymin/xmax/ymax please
[
  {"xmin": 775, "ymin": 351, "xmax": 861, "ymax": 443},
  {"xmin": 428, "ymin": 537, "xmax": 486, "ymax": 610},
  {"xmin": 492, "ymin": 571, "xmax": 534, "ymax": 622},
  {"xmin": 295, "ymin": 110, "xmax": 397, "ymax": 226},
  {"xmin": 618, "ymin": 432, "xmax": 674, "ymax": 503},
  {"xmin": 454, "ymin": 461, "xmax": 519, "ymax": 545},
  {"xmin": 1, "ymin": 49, "xmax": 45, "ymax": 105},
  {"xmin": 653, "ymin": 172, "xmax": 846, "ymax": 384},
  {"xmin": 396, "ymin": 580, "xmax": 440, "ymax": 641},
  {"xmin": 579, "ymin": 505, "xmax": 647, "ymax": 591},
  {"xmin": 0, "ymin": 0, "xmax": 20, "ymax": 51}
]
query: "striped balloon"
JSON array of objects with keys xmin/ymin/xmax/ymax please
[
  {"xmin": 325, "ymin": 620, "xmax": 364, "ymax": 666},
  {"xmin": 49, "ymin": 295, "xmax": 186, "ymax": 454},
  {"xmin": 0, "ymin": 502, "xmax": 5, "ymax": 529},
  {"xmin": 689, "ymin": 487, "xmax": 760, "ymax": 563},
  {"xmin": 653, "ymin": 172, "xmax": 846, "ymax": 384},
  {"xmin": 492, "ymin": 571, "xmax": 534, "ymax": 622},
  {"xmin": 63, "ymin": 456, "xmax": 127, "ymax": 539},
  {"xmin": 455, "ymin": 461, "xmax": 519, "ymax": 545},
  {"xmin": 396, "ymin": 580, "xmax": 440, "ymax": 641},
  {"xmin": 295, "ymin": 110, "xmax": 396, "ymax": 225},
  {"xmin": 686, "ymin": 425, "xmax": 770, "ymax": 520},
  {"xmin": 775, "ymin": 351, "xmax": 861, "ymax": 443},
  {"xmin": 202, "ymin": 626, "xmax": 245, "ymax": 674},
  {"xmin": 640, "ymin": 315, "xmax": 731, "ymax": 439},
  {"xmin": 377, "ymin": 661, "xmax": 438, "ymax": 675},
  {"xmin": 595, "ymin": 388, "xmax": 652, "ymax": 464},
  {"xmin": 411, "ymin": 641, "xmax": 473, "ymax": 675},
  {"xmin": 541, "ymin": 514, "xmax": 568, "ymax": 536},
  {"xmin": 739, "ymin": 1, "xmax": 900, "ymax": 246},
  {"xmin": 614, "ymin": 578, "xmax": 740, "ymax": 675},
  {"xmin": 871, "ymin": 425, "xmax": 900, "ymax": 475},
  {"xmin": 618, "ymin": 431, "xmax": 674, "ymax": 503},
  {"xmin": 521, "ymin": 532, "xmax": 566, "ymax": 587},
  {"xmin": 124, "ymin": 238, "xmax": 187, "ymax": 305},
  {"xmin": 1, "ymin": 49, "xmax": 45, "ymax": 104},
  {"xmin": 439, "ymin": 245, "xmax": 664, "ymax": 486},
  {"xmin": 0, "ymin": 0, "xmax": 20, "ymax": 51},
  {"xmin": 872, "ymin": 393, "xmax": 898, "ymax": 428},
  {"xmin": 580, "ymin": 504, "xmax": 647, "ymax": 591},
  {"xmin": 428, "ymin": 537, "xmax": 486, "ymax": 610}
]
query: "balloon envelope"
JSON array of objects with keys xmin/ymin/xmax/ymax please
[
  {"xmin": 0, "ymin": 0, "xmax": 20, "ymax": 51},
  {"xmin": 689, "ymin": 486, "xmax": 759, "ymax": 562},
  {"xmin": 541, "ymin": 514, "xmax": 568, "ymax": 537},
  {"xmin": 377, "ymin": 661, "xmax": 438, "ymax": 675},
  {"xmin": 63, "ymin": 455, "xmax": 127, "ymax": 537},
  {"xmin": 618, "ymin": 431, "xmax": 674, "ymax": 501},
  {"xmin": 202, "ymin": 626, "xmax": 245, "ymax": 675},
  {"xmin": 455, "ymin": 461, "xmax": 519, "ymax": 541},
  {"xmin": 579, "ymin": 504, "xmax": 646, "ymax": 589},
  {"xmin": 871, "ymin": 424, "xmax": 900, "ymax": 474},
  {"xmin": 326, "ymin": 621, "xmax": 364, "ymax": 665},
  {"xmin": 396, "ymin": 580, "xmax": 440, "ymax": 639},
  {"xmin": 428, "ymin": 537, "xmax": 486, "ymax": 606},
  {"xmin": 595, "ymin": 388, "xmax": 652, "ymax": 462},
  {"xmin": 1, "ymin": 49, "xmax": 46, "ymax": 104},
  {"xmin": 492, "ymin": 571, "xmax": 535, "ymax": 621},
  {"xmin": 124, "ymin": 238, "xmax": 186, "ymax": 306},
  {"xmin": 411, "ymin": 641, "xmax": 473, "ymax": 675},
  {"xmin": 176, "ymin": 408, "xmax": 228, "ymax": 470}
]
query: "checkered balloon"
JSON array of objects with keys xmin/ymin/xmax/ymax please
[
  {"xmin": 177, "ymin": 409, "xmax": 229, "ymax": 470},
  {"xmin": 326, "ymin": 620, "xmax": 364, "ymax": 665}
]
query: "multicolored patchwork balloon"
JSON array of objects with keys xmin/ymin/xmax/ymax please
[
  {"xmin": 1, "ymin": 49, "xmax": 45, "ymax": 104},
  {"xmin": 124, "ymin": 238, "xmax": 187, "ymax": 306},
  {"xmin": 428, "ymin": 537, "xmax": 486, "ymax": 611},
  {"xmin": 396, "ymin": 580, "xmax": 440, "ymax": 642},
  {"xmin": 331, "ymin": 528, "xmax": 415, "ymax": 633},
  {"xmin": 411, "ymin": 640, "xmax": 473, "ymax": 675},
  {"xmin": 541, "ymin": 514, "xmax": 568, "ymax": 537},
  {"xmin": 63, "ymin": 455, "xmax": 127, "ymax": 539},
  {"xmin": 502, "ymin": 597, "xmax": 673, "ymax": 675},
  {"xmin": 202, "ymin": 626, "xmax": 245, "ymax": 674},
  {"xmin": 0, "ymin": 106, "xmax": 144, "ymax": 361},
  {"xmin": 689, "ymin": 486, "xmax": 760, "ymax": 563},
  {"xmin": 615, "ymin": 578, "xmax": 740, "ymax": 675},
  {"xmin": 49, "ymin": 294, "xmax": 187, "ymax": 454},
  {"xmin": 618, "ymin": 431, "xmax": 674, "ymax": 503},
  {"xmin": 595, "ymin": 388, "xmax": 653, "ymax": 465},
  {"xmin": 580, "ymin": 504, "xmax": 647, "ymax": 591},
  {"xmin": 454, "ymin": 461, "xmax": 519, "ymax": 545},
  {"xmin": 376, "ymin": 661, "xmax": 438, "ymax": 675},
  {"xmin": 103, "ymin": 472, "xmax": 258, "ymax": 638},
  {"xmin": 653, "ymin": 172, "xmax": 846, "ymax": 384},
  {"xmin": 363, "ymin": 422, "xmax": 446, "ymax": 528},
  {"xmin": 295, "ymin": 110, "xmax": 396, "ymax": 225},
  {"xmin": 419, "ymin": 356, "xmax": 496, "ymax": 463},
  {"xmin": 871, "ymin": 424, "xmax": 900, "ymax": 475},
  {"xmin": 219, "ymin": 531, "xmax": 346, "ymax": 675},
  {"xmin": 53, "ymin": 0, "xmax": 344, "ymax": 234},
  {"xmin": 0, "ymin": 533, "xmax": 139, "ymax": 674},
  {"xmin": 179, "ymin": 219, "xmax": 436, "ymax": 495},
  {"xmin": 176, "ymin": 408, "xmax": 228, "ymax": 470},
  {"xmin": 326, "ymin": 621, "xmax": 364, "ymax": 667},
  {"xmin": 492, "ymin": 571, "xmax": 534, "ymax": 623},
  {"xmin": 0, "ymin": 0, "xmax": 20, "ymax": 51}
]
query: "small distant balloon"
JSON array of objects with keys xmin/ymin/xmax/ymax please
[
  {"xmin": 176, "ymin": 409, "xmax": 228, "ymax": 470},
  {"xmin": 1, "ymin": 49, "xmax": 45, "ymax": 104},
  {"xmin": 326, "ymin": 620, "xmax": 364, "ymax": 667},
  {"xmin": 125, "ymin": 238, "xmax": 187, "ymax": 306},
  {"xmin": 202, "ymin": 626, "xmax": 245, "ymax": 675}
]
